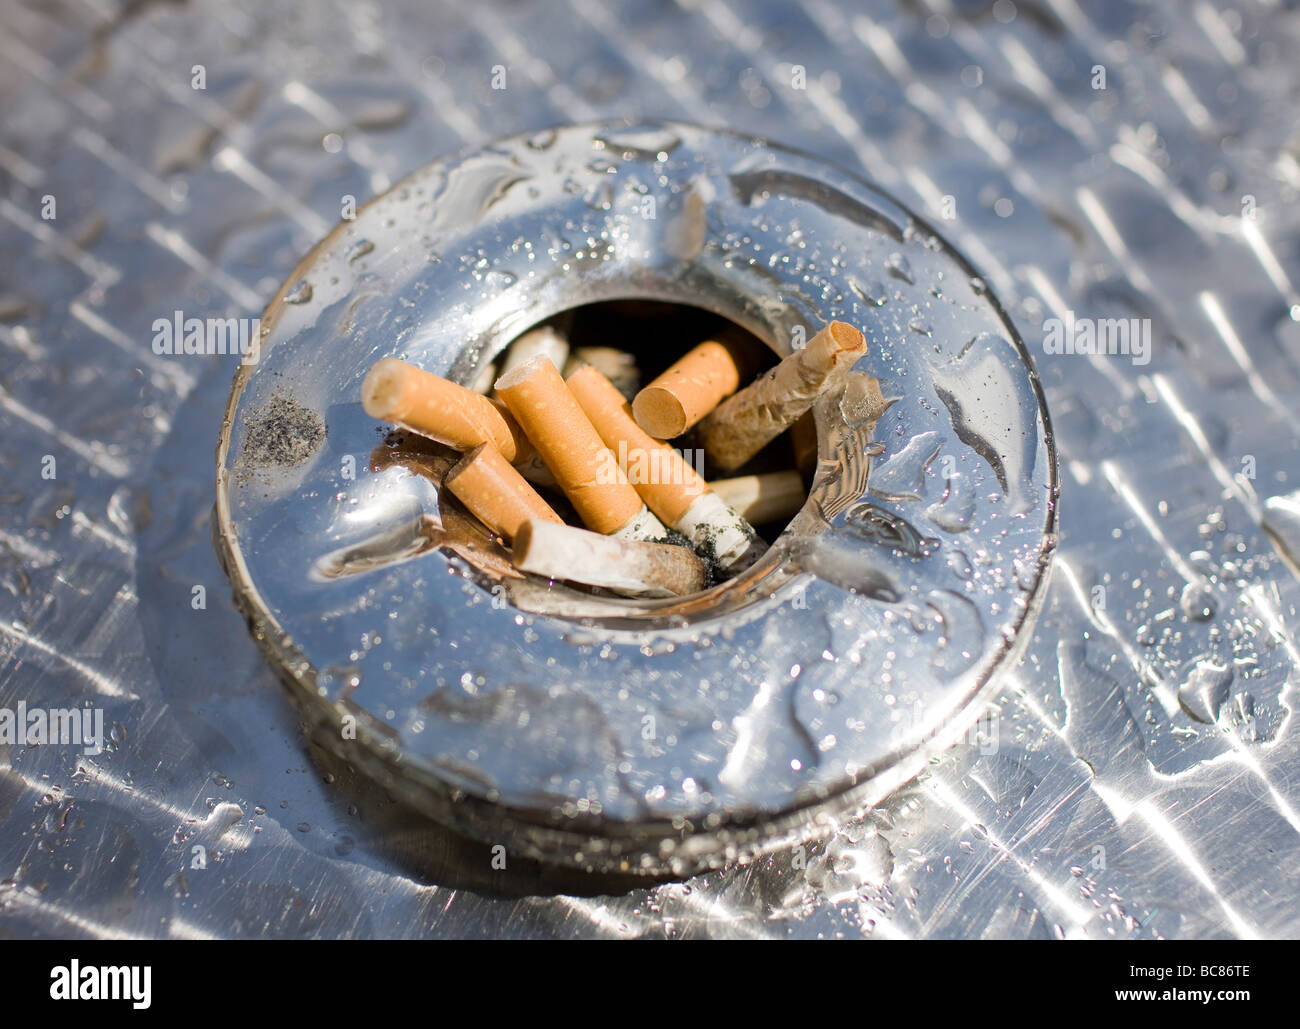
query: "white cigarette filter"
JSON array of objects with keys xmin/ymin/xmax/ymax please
[
  {"xmin": 710, "ymin": 470, "xmax": 806, "ymax": 526},
  {"xmin": 497, "ymin": 324, "xmax": 570, "ymax": 383},
  {"xmin": 494, "ymin": 355, "xmax": 667, "ymax": 540},
  {"xmin": 513, "ymin": 519, "xmax": 706, "ymax": 598},
  {"xmin": 566, "ymin": 364, "xmax": 765, "ymax": 575},
  {"xmin": 700, "ymin": 321, "xmax": 867, "ymax": 471}
]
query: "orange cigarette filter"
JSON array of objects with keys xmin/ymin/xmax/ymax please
[
  {"xmin": 494, "ymin": 356, "xmax": 644, "ymax": 535},
  {"xmin": 566, "ymin": 364, "xmax": 710, "ymax": 526},
  {"xmin": 362, "ymin": 358, "xmax": 534, "ymax": 464},
  {"xmin": 632, "ymin": 336, "xmax": 749, "ymax": 439},
  {"xmin": 445, "ymin": 443, "xmax": 564, "ymax": 543}
]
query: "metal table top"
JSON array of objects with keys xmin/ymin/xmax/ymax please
[{"xmin": 1, "ymin": 0, "xmax": 1298, "ymax": 938}]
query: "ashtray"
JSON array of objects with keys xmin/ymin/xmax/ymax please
[{"xmin": 214, "ymin": 120, "xmax": 1058, "ymax": 876}]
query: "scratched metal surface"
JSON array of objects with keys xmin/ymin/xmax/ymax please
[{"xmin": 1, "ymin": 0, "xmax": 1298, "ymax": 939}]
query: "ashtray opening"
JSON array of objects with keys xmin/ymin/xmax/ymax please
[{"xmin": 369, "ymin": 298, "xmax": 846, "ymax": 625}]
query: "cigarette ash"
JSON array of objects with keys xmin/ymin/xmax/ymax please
[
  {"xmin": 237, "ymin": 390, "xmax": 325, "ymax": 482},
  {"xmin": 676, "ymin": 523, "xmax": 727, "ymax": 587}
]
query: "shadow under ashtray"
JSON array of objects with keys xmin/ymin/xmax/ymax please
[{"xmin": 301, "ymin": 727, "xmax": 669, "ymax": 898}]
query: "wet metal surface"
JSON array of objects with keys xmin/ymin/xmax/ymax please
[{"xmin": 1, "ymin": 0, "xmax": 1299, "ymax": 936}]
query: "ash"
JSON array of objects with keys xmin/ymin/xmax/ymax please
[{"xmin": 241, "ymin": 390, "xmax": 326, "ymax": 470}]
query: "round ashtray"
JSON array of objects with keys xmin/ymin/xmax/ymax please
[{"xmin": 214, "ymin": 120, "xmax": 1058, "ymax": 876}]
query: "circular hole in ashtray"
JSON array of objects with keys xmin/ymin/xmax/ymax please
[{"xmin": 369, "ymin": 297, "xmax": 846, "ymax": 626}]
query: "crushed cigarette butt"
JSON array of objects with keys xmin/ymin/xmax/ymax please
[
  {"xmin": 568, "ymin": 363, "xmax": 764, "ymax": 574},
  {"xmin": 700, "ymin": 321, "xmax": 866, "ymax": 471}
]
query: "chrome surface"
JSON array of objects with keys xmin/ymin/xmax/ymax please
[{"xmin": 1, "ymin": 0, "xmax": 1298, "ymax": 936}]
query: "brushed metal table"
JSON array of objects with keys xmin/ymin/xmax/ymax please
[{"xmin": 1, "ymin": 0, "xmax": 1297, "ymax": 938}]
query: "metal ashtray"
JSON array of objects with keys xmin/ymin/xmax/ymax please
[{"xmin": 214, "ymin": 120, "xmax": 1058, "ymax": 876}]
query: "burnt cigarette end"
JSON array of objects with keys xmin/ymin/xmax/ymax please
[{"xmin": 568, "ymin": 364, "xmax": 764, "ymax": 570}]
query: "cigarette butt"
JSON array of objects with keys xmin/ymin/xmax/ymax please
[
  {"xmin": 364, "ymin": 440, "xmax": 521, "ymax": 581},
  {"xmin": 568, "ymin": 364, "xmax": 765, "ymax": 574},
  {"xmin": 564, "ymin": 346, "xmax": 640, "ymax": 400},
  {"xmin": 445, "ymin": 443, "xmax": 564, "ymax": 542},
  {"xmin": 711, "ymin": 470, "xmax": 806, "ymax": 525},
  {"xmin": 673, "ymin": 491, "xmax": 766, "ymax": 575},
  {"xmin": 514, "ymin": 519, "xmax": 705, "ymax": 598},
  {"xmin": 362, "ymin": 358, "xmax": 535, "ymax": 465},
  {"xmin": 567, "ymin": 364, "xmax": 709, "ymax": 524},
  {"xmin": 610, "ymin": 504, "xmax": 670, "ymax": 542},
  {"xmin": 791, "ymin": 411, "xmax": 819, "ymax": 480},
  {"xmin": 470, "ymin": 360, "xmax": 498, "ymax": 395},
  {"xmin": 700, "ymin": 321, "xmax": 866, "ymax": 471},
  {"xmin": 632, "ymin": 336, "xmax": 750, "ymax": 438},
  {"xmin": 494, "ymin": 355, "xmax": 661, "ymax": 537},
  {"xmin": 497, "ymin": 325, "xmax": 569, "ymax": 384}
]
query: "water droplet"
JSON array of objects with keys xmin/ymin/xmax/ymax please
[
  {"xmin": 869, "ymin": 430, "xmax": 944, "ymax": 502},
  {"xmin": 931, "ymin": 333, "xmax": 1039, "ymax": 515},
  {"xmin": 850, "ymin": 279, "xmax": 888, "ymax": 307},
  {"xmin": 526, "ymin": 128, "xmax": 558, "ymax": 151},
  {"xmin": 284, "ymin": 279, "xmax": 313, "ymax": 304},
  {"xmin": 926, "ymin": 470, "xmax": 976, "ymax": 533},
  {"xmin": 1177, "ymin": 659, "xmax": 1232, "ymax": 724},
  {"xmin": 1179, "ymin": 582, "xmax": 1216, "ymax": 622},
  {"xmin": 842, "ymin": 502, "xmax": 938, "ymax": 559},
  {"xmin": 885, "ymin": 252, "xmax": 914, "ymax": 284}
]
